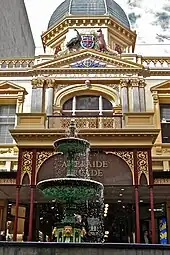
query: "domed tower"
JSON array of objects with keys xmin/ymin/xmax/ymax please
[{"xmin": 42, "ymin": 0, "xmax": 136, "ymax": 53}]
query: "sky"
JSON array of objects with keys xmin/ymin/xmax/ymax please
[{"xmin": 25, "ymin": 0, "xmax": 170, "ymax": 54}]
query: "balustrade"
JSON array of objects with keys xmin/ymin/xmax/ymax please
[
  {"xmin": 47, "ymin": 116, "xmax": 123, "ymax": 129},
  {"xmin": 0, "ymin": 58, "xmax": 35, "ymax": 69},
  {"xmin": 141, "ymin": 57, "xmax": 170, "ymax": 69}
]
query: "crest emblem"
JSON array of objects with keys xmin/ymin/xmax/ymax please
[{"xmin": 81, "ymin": 35, "xmax": 95, "ymax": 49}]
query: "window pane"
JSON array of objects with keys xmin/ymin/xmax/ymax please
[
  {"xmin": 161, "ymin": 123, "xmax": 170, "ymax": 143},
  {"xmin": 63, "ymin": 99, "xmax": 73, "ymax": 110},
  {"xmin": 0, "ymin": 105, "xmax": 16, "ymax": 144},
  {"xmin": 76, "ymin": 96, "xmax": 99, "ymax": 110},
  {"xmin": 102, "ymin": 97, "xmax": 112, "ymax": 110},
  {"xmin": 0, "ymin": 124, "xmax": 14, "ymax": 143},
  {"xmin": 160, "ymin": 104, "xmax": 170, "ymax": 121}
]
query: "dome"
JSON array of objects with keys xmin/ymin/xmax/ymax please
[{"xmin": 48, "ymin": 0, "xmax": 130, "ymax": 29}]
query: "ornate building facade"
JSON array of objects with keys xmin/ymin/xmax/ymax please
[{"xmin": 0, "ymin": 0, "xmax": 169, "ymax": 244}]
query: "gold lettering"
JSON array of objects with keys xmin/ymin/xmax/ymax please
[
  {"xmin": 98, "ymin": 169, "xmax": 103, "ymax": 177},
  {"xmin": 103, "ymin": 161, "xmax": 108, "ymax": 168},
  {"xmin": 96, "ymin": 161, "xmax": 102, "ymax": 168}
]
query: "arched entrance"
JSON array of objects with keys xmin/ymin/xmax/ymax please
[{"xmin": 36, "ymin": 150, "xmax": 134, "ymax": 243}]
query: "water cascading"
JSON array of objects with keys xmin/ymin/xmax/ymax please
[{"xmin": 37, "ymin": 120, "xmax": 104, "ymax": 242}]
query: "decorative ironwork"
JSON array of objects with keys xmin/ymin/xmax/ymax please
[
  {"xmin": 48, "ymin": 116, "xmax": 122, "ymax": 129},
  {"xmin": 36, "ymin": 151, "xmax": 54, "ymax": 172},
  {"xmin": 137, "ymin": 151, "xmax": 148, "ymax": 175},
  {"xmin": 22, "ymin": 151, "xmax": 33, "ymax": 174},
  {"xmin": 105, "ymin": 151, "xmax": 134, "ymax": 173}
]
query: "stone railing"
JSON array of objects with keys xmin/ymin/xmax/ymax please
[
  {"xmin": 0, "ymin": 58, "xmax": 35, "ymax": 69},
  {"xmin": 47, "ymin": 115, "xmax": 123, "ymax": 129},
  {"xmin": 141, "ymin": 57, "xmax": 170, "ymax": 69}
]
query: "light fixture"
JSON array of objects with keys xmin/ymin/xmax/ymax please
[
  {"xmin": 119, "ymin": 194, "xmax": 123, "ymax": 196},
  {"xmin": 118, "ymin": 200, "xmax": 121, "ymax": 203},
  {"xmin": 139, "ymin": 200, "xmax": 143, "ymax": 203},
  {"xmin": 122, "ymin": 205, "xmax": 125, "ymax": 209},
  {"xmin": 121, "ymin": 188, "xmax": 124, "ymax": 191}
]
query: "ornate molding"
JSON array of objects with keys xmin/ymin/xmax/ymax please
[
  {"xmin": 46, "ymin": 79, "xmax": 56, "ymax": 88},
  {"xmin": 0, "ymin": 179, "xmax": 16, "ymax": 184},
  {"xmin": 31, "ymin": 79, "xmax": 44, "ymax": 88},
  {"xmin": 139, "ymin": 79, "xmax": 146, "ymax": 88},
  {"xmin": 120, "ymin": 79, "xmax": 129, "ymax": 88},
  {"xmin": 154, "ymin": 178, "xmax": 170, "ymax": 184},
  {"xmin": 130, "ymin": 79, "xmax": 139, "ymax": 87}
]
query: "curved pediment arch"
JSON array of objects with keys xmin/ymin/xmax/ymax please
[{"xmin": 54, "ymin": 83, "xmax": 119, "ymax": 112}]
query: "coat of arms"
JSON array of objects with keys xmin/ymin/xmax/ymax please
[{"xmin": 81, "ymin": 35, "xmax": 95, "ymax": 49}]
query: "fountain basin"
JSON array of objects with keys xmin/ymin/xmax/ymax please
[
  {"xmin": 37, "ymin": 178, "xmax": 103, "ymax": 202},
  {"xmin": 54, "ymin": 137, "xmax": 90, "ymax": 155}
]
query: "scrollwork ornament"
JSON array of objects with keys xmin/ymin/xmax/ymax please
[
  {"xmin": 137, "ymin": 151, "xmax": 148, "ymax": 174},
  {"xmin": 105, "ymin": 151, "xmax": 134, "ymax": 173},
  {"xmin": 22, "ymin": 151, "xmax": 33, "ymax": 174},
  {"xmin": 36, "ymin": 151, "xmax": 55, "ymax": 172}
]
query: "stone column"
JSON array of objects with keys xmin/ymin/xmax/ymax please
[
  {"xmin": 31, "ymin": 79, "xmax": 44, "ymax": 112},
  {"xmin": 120, "ymin": 79, "xmax": 129, "ymax": 113},
  {"xmin": 139, "ymin": 79, "xmax": 146, "ymax": 112},
  {"xmin": 131, "ymin": 79, "xmax": 140, "ymax": 112},
  {"xmin": 45, "ymin": 79, "xmax": 55, "ymax": 116}
]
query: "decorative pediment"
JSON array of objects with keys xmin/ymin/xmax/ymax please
[
  {"xmin": 0, "ymin": 81, "xmax": 27, "ymax": 94},
  {"xmin": 33, "ymin": 49, "xmax": 144, "ymax": 71},
  {"xmin": 151, "ymin": 80, "xmax": 170, "ymax": 93}
]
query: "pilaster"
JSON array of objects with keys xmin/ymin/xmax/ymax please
[
  {"xmin": 120, "ymin": 79, "xmax": 129, "ymax": 113},
  {"xmin": 139, "ymin": 79, "xmax": 146, "ymax": 112},
  {"xmin": 31, "ymin": 79, "xmax": 44, "ymax": 113},
  {"xmin": 152, "ymin": 91, "xmax": 162, "ymax": 143},
  {"xmin": 130, "ymin": 79, "xmax": 140, "ymax": 112},
  {"xmin": 45, "ymin": 79, "xmax": 55, "ymax": 116}
]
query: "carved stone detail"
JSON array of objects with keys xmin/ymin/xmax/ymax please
[
  {"xmin": 152, "ymin": 91, "xmax": 159, "ymax": 104},
  {"xmin": 46, "ymin": 79, "xmax": 55, "ymax": 88},
  {"xmin": 130, "ymin": 79, "xmax": 139, "ymax": 87},
  {"xmin": 120, "ymin": 79, "xmax": 129, "ymax": 87},
  {"xmin": 22, "ymin": 151, "xmax": 33, "ymax": 174}
]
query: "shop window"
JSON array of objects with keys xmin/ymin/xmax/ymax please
[
  {"xmin": 160, "ymin": 104, "xmax": 170, "ymax": 143},
  {"xmin": 0, "ymin": 105, "xmax": 16, "ymax": 143}
]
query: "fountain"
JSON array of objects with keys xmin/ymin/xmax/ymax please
[{"xmin": 37, "ymin": 120, "xmax": 104, "ymax": 243}]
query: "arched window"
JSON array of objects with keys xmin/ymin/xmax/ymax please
[{"xmin": 62, "ymin": 95, "xmax": 113, "ymax": 116}]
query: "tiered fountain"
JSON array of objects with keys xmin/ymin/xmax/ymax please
[{"xmin": 37, "ymin": 120, "xmax": 104, "ymax": 242}]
